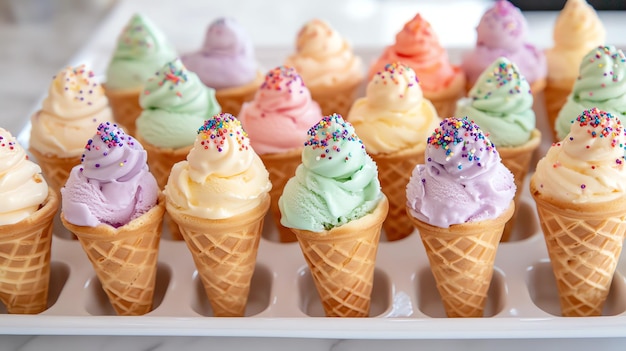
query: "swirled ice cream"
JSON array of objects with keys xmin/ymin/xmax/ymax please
[
  {"xmin": 279, "ymin": 114, "xmax": 383, "ymax": 231},
  {"xmin": 546, "ymin": 0, "xmax": 606, "ymax": 82},
  {"xmin": 238, "ymin": 66, "xmax": 322, "ymax": 154},
  {"xmin": 368, "ymin": 14, "xmax": 463, "ymax": 94},
  {"xmin": 406, "ymin": 117, "xmax": 516, "ymax": 228},
  {"xmin": 61, "ymin": 122, "xmax": 159, "ymax": 227},
  {"xmin": 135, "ymin": 58, "xmax": 221, "ymax": 149},
  {"xmin": 105, "ymin": 14, "xmax": 177, "ymax": 91},
  {"xmin": 349, "ymin": 62, "xmax": 439, "ymax": 154},
  {"xmin": 181, "ymin": 17, "xmax": 259, "ymax": 90},
  {"xmin": 30, "ymin": 65, "xmax": 110, "ymax": 158},
  {"xmin": 555, "ymin": 46, "xmax": 626, "ymax": 140},
  {"xmin": 456, "ymin": 57, "xmax": 535, "ymax": 147},
  {"xmin": 284, "ymin": 19, "xmax": 363, "ymax": 90},
  {"xmin": 534, "ymin": 108, "xmax": 626, "ymax": 203},
  {"xmin": 0, "ymin": 128, "xmax": 48, "ymax": 225},
  {"xmin": 461, "ymin": 0, "xmax": 546, "ymax": 86},
  {"xmin": 164, "ymin": 113, "xmax": 271, "ymax": 219}
]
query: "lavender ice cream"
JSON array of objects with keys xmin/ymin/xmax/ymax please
[
  {"xmin": 406, "ymin": 117, "xmax": 516, "ymax": 228},
  {"xmin": 61, "ymin": 122, "xmax": 159, "ymax": 227}
]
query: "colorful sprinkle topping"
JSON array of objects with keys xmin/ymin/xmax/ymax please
[
  {"xmin": 472, "ymin": 59, "xmax": 527, "ymax": 99},
  {"xmin": 197, "ymin": 113, "xmax": 250, "ymax": 152},
  {"xmin": 427, "ymin": 117, "xmax": 495, "ymax": 162},
  {"xmin": 373, "ymin": 62, "xmax": 419, "ymax": 86},
  {"xmin": 82, "ymin": 122, "xmax": 133, "ymax": 164},
  {"xmin": 0, "ymin": 135, "xmax": 16, "ymax": 151},
  {"xmin": 305, "ymin": 114, "xmax": 363, "ymax": 161},
  {"xmin": 587, "ymin": 46, "xmax": 626, "ymax": 83},
  {"xmin": 144, "ymin": 60, "xmax": 189, "ymax": 97},
  {"xmin": 119, "ymin": 15, "xmax": 155, "ymax": 50},
  {"xmin": 57, "ymin": 64, "xmax": 100, "ymax": 106},
  {"xmin": 260, "ymin": 66, "xmax": 306, "ymax": 93},
  {"xmin": 570, "ymin": 107, "xmax": 625, "ymax": 149}
]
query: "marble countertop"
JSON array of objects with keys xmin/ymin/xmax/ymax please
[{"xmin": 1, "ymin": 1, "xmax": 626, "ymax": 350}]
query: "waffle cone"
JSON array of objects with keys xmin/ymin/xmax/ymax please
[
  {"xmin": 425, "ymin": 72, "xmax": 466, "ymax": 119},
  {"xmin": 497, "ymin": 129, "xmax": 542, "ymax": 241},
  {"xmin": 215, "ymin": 71, "xmax": 263, "ymax": 115},
  {"xmin": 166, "ymin": 194, "xmax": 270, "ymax": 317},
  {"xmin": 544, "ymin": 78, "xmax": 575, "ymax": 142},
  {"xmin": 60, "ymin": 196, "xmax": 165, "ymax": 316},
  {"xmin": 371, "ymin": 145, "xmax": 425, "ymax": 241},
  {"xmin": 290, "ymin": 195, "xmax": 388, "ymax": 317},
  {"xmin": 260, "ymin": 148, "xmax": 302, "ymax": 243},
  {"xmin": 530, "ymin": 178, "xmax": 626, "ymax": 317},
  {"xmin": 0, "ymin": 189, "xmax": 58, "ymax": 314},
  {"xmin": 28, "ymin": 148, "xmax": 79, "ymax": 195},
  {"xmin": 310, "ymin": 79, "xmax": 362, "ymax": 118},
  {"xmin": 407, "ymin": 202, "xmax": 514, "ymax": 317},
  {"xmin": 103, "ymin": 85, "xmax": 142, "ymax": 136}
]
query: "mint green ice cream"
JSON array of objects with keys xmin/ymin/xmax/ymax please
[
  {"xmin": 136, "ymin": 58, "xmax": 221, "ymax": 149},
  {"xmin": 105, "ymin": 14, "xmax": 177, "ymax": 91},
  {"xmin": 455, "ymin": 57, "xmax": 535, "ymax": 147},
  {"xmin": 278, "ymin": 114, "xmax": 382, "ymax": 232}
]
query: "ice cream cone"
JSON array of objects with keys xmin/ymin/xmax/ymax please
[
  {"xmin": 310, "ymin": 80, "xmax": 362, "ymax": 118},
  {"xmin": 371, "ymin": 145, "xmax": 425, "ymax": 242},
  {"xmin": 103, "ymin": 85, "xmax": 142, "ymax": 136},
  {"xmin": 166, "ymin": 194, "xmax": 270, "ymax": 317},
  {"xmin": 260, "ymin": 148, "xmax": 301, "ymax": 243},
  {"xmin": 28, "ymin": 147, "xmax": 80, "ymax": 195},
  {"xmin": 530, "ymin": 178, "xmax": 626, "ymax": 317},
  {"xmin": 498, "ymin": 128, "xmax": 542, "ymax": 241},
  {"xmin": 425, "ymin": 73, "xmax": 466, "ymax": 119},
  {"xmin": 60, "ymin": 196, "xmax": 165, "ymax": 316},
  {"xmin": 407, "ymin": 202, "xmax": 514, "ymax": 317},
  {"xmin": 290, "ymin": 195, "xmax": 388, "ymax": 317},
  {"xmin": 544, "ymin": 78, "xmax": 575, "ymax": 142},
  {"xmin": 0, "ymin": 189, "xmax": 58, "ymax": 314},
  {"xmin": 215, "ymin": 71, "xmax": 263, "ymax": 115}
]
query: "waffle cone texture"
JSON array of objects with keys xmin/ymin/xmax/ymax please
[
  {"xmin": 425, "ymin": 72, "xmax": 466, "ymax": 119},
  {"xmin": 498, "ymin": 129, "xmax": 542, "ymax": 241},
  {"xmin": 103, "ymin": 85, "xmax": 142, "ymax": 136},
  {"xmin": 371, "ymin": 145, "xmax": 425, "ymax": 242},
  {"xmin": 530, "ymin": 178, "xmax": 626, "ymax": 317},
  {"xmin": 61, "ymin": 195, "xmax": 165, "ymax": 316},
  {"xmin": 310, "ymin": 79, "xmax": 362, "ymax": 119},
  {"xmin": 260, "ymin": 148, "xmax": 301, "ymax": 243},
  {"xmin": 544, "ymin": 78, "xmax": 575, "ymax": 142},
  {"xmin": 0, "ymin": 188, "xmax": 58, "ymax": 314},
  {"xmin": 289, "ymin": 195, "xmax": 388, "ymax": 318},
  {"xmin": 28, "ymin": 148, "xmax": 79, "ymax": 196},
  {"xmin": 166, "ymin": 194, "xmax": 270, "ymax": 317},
  {"xmin": 407, "ymin": 202, "xmax": 514, "ymax": 317},
  {"xmin": 215, "ymin": 71, "xmax": 264, "ymax": 115}
]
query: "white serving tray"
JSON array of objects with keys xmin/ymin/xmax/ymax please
[{"xmin": 3, "ymin": 1, "xmax": 626, "ymax": 339}]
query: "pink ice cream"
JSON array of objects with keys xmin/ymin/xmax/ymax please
[
  {"xmin": 181, "ymin": 17, "xmax": 258, "ymax": 90},
  {"xmin": 406, "ymin": 117, "xmax": 516, "ymax": 228},
  {"xmin": 238, "ymin": 66, "xmax": 322, "ymax": 154},
  {"xmin": 461, "ymin": 0, "xmax": 546, "ymax": 86},
  {"xmin": 61, "ymin": 122, "xmax": 159, "ymax": 227}
]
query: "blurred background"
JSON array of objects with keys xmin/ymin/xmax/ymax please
[{"xmin": 0, "ymin": 0, "xmax": 624, "ymax": 135}]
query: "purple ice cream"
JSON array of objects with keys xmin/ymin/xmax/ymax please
[
  {"xmin": 181, "ymin": 17, "xmax": 258, "ymax": 90},
  {"xmin": 61, "ymin": 122, "xmax": 159, "ymax": 227},
  {"xmin": 461, "ymin": 0, "xmax": 546, "ymax": 86},
  {"xmin": 406, "ymin": 117, "xmax": 515, "ymax": 228}
]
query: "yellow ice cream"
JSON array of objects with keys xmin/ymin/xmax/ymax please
[
  {"xmin": 533, "ymin": 108, "xmax": 626, "ymax": 203},
  {"xmin": 30, "ymin": 65, "xmax": 110, "ymax": 158},
  {"xmin": 164, "ymin": 113, "xmax": 271, "ymax": 219},
  {"xmin": 0, "ymin": 128, "xmax": 48, "ymax": 225},
  {"xmin": 545, "ymin": 0, "xmax": 606, "ymax": 82},
  {"xmin": 284, "ymin": 19, "xmax": 363, "ymax": 90},
  {"xmin": 347, "ymin": 62, "xmax": 439, "ymax": 154}
]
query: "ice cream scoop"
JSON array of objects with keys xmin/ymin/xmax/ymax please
[
  {"xmin": 61, "ymin": 122, "xmax": 159, "ymax": 227},
  {"xmin": 239, "ymin": 65, "xmax": 322, "ymax": 154},
  {"xmin": 0, "ymin": 128, "xmax": 48, "ymax": 225},
  {"xmin": 279, "ymin": 114, "xmax": 383, "ymax": 232},
  {"xmin": 105, "ymin": 14, "xmax": 177, "ymax": 91},
  {"xmin": 164, "ymin": 113, "xmax": 271, "ymax": 219},
  {"xmin": 136, "ymin": 58, "xmax": 221, "ymax": 149},
  {"xmin": 181, "ymin": 17, "xmax": 259, "ymax": 90},
  {"xmin": 406, "ymin": 117, "xmax": 516, "ymax": 228}
]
